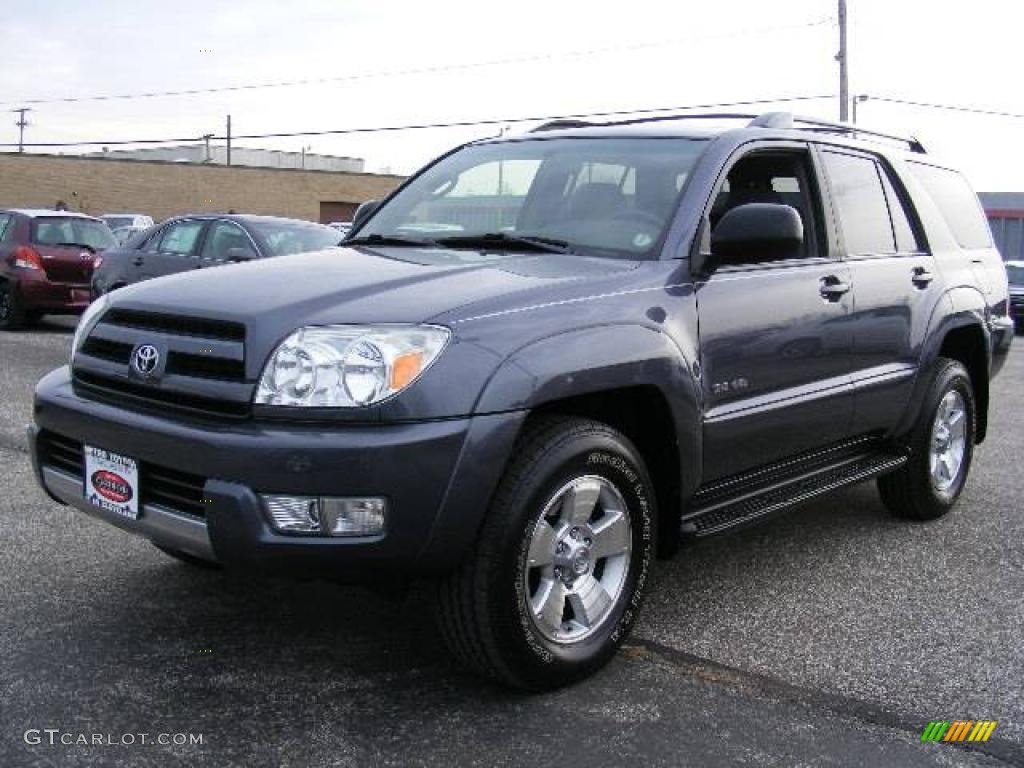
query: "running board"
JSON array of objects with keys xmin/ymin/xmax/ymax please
[{"xmin": 681, "ymin": 448, "xmax": 908, "ymax": 538}]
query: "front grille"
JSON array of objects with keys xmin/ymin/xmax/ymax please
[
  {"xmin": 166, "ymin": 350, "xmax": 246, "ymax": 381},
  {"xmin": 103, "ymin": 308, "xmax": 245, "ymax": 342},
  {"xmin": 142, "ymin": 464, "xmax": 207, "ymax": 517},
  {"xmin": 81, "ymin": 337, "xmax": 132, "ymax": 364},
  {"xmin": 38, "ymin": 431, "xmax": 84, "ymax": 476},
  {"xmin": 73, "ymin": 308, "xmax": 251, "ymax": 418},
  {"xmin": 74, "ymin": 371, "xmax": 250, "ymax": 419},
  {"xmin": 37, "ymin": 431, "xmax": 208, "ymax": 518}
]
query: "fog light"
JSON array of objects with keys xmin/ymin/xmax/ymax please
[
  {"xmin": 320, "ymin": 498, "xmax": 386, "ymax": 537},
  {"xmin": 262, "ymin": 495, "xmax": 321, "ymax": 533},
  {"xmin": 260, "ymin": 495, "xmax": 386, "ymax": 536}
]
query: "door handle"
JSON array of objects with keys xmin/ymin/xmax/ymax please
[
  {"xmin": 911, "ymin": 267, "xmax": 934, "ymax": 288},
  {"xmin": 131, "ymin": 256, "xmax": 144, "ymax": 267},
  {"xmin": 819, "ymin": 275, "xmax": 850, "ymax": 301}
]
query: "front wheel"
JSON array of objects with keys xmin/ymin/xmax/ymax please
[
  {"xmin": 878, "ymin": 358, "xmax": 976, "ymax": 520},
  {"xmin": 437, "ymin": 417, "xmax": 655, "ymax": 690}
]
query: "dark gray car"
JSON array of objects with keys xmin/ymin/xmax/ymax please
[
  {"xmin": 30, "ymin": 113, "xmax": 1013, "ymax": 690},
  {"xmin": 91, "ymin": 214, "xmax": 342, "ymax": 296}
]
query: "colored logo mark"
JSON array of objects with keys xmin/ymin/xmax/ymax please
[{"xmin": 921, "ymin": 720, "xmax": 997, "ymax": 743}]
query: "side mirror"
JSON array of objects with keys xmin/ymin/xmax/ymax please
[
  {"xmin": 225, "ymin": 247, "xmax": 257, "ymax": 262},
  {"xmin": 351, "ymin": 200, "xmax": 380, "ymax": 232},
  {"xmin": 710, "ymin": 203, "xmax": 804, "ymax": 264}
]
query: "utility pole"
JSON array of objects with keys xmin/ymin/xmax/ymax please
[
  {"xmin": 226, "ymin": 114, "xmax": 232, "ymax": 166},
  {"xmin": 12, "ymin": 107, "xmax": 31, "ymax": 152},
  {"xmin": 837, "ymin": 0, "xmax": 849, "ymax": 122}
]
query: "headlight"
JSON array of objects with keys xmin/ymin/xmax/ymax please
[
  {"xmin": 255, "ymin": 325, "xmax": 450, "ymax": 407},
  {"xmin": 70, "ymin": 294, "xmax": 110, "ymax": 363}
]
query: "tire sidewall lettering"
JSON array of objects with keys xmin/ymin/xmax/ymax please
[{"xmin": 513, "ymin": 448, "xmax": 653, "ymax": 666}]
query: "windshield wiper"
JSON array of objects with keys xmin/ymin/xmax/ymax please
[
  {"xmin": 345, "ymin": 233, "xmax": 437, "ymax": 247},
  {"xmin": 436, "ymin": 232, "xmax": 574, "ymax": 254}
]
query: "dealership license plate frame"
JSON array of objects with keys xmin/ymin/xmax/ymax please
[{"xmin": 84, "ymin": 445, "xmax": 140, "ymax": 520}]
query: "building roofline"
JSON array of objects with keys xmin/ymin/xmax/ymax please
[{"xmin": 0, "ymin": 150, "xmax": 405, "ymax": 181}]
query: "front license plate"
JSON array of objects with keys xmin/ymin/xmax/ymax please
[
  {"xmin": 71, "ymin": 288, "xmax": 91, "ymax": 303},
  {"xmin": 84, "ymin": 445, "xmax": 140, "ymax": 520}
]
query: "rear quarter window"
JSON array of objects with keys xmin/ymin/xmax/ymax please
[{"xmin": 907, "ymin": 163, "xmax": 992, "ymax": 249}]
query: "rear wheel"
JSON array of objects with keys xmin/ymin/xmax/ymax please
[
  {"xmin": 0, "ymin": 280, "xmax": 26, "ymax": 330},
  {"xmin": 878, "ymin": 358, "xmax": 975, "ymax": 520},
  {"xmin": 437, "ymin": 417, "xmax": 655, "ymax": 690}
]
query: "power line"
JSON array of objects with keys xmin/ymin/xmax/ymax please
[
  {"xmin": 865, "ymin": 95, "xmax": 1024, "ymax": 121},
  {"xmin": 0, "ymin": 94, "xmax": 836, "ymax": 148},
  {"xmin": 0, "ymin": 18, "xmax": 833, "ymax": 108}
]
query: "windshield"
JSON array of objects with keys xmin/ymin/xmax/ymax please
[
  {"xmin": 32, "ymin": 217, "xmax": 117, "ymax": 250},
  {"xmin": 248, "ymin": 219, "xmax": 342, "ymax": 256},
  {"xmin": 1007, "ymin": 264, "xmax": 1024, "ymax": 285},
  {"xmin": 102, "ymin": 216, "xmax": 135, "ymax": 230},
  {"xmin": 358, "ymin": 137, "xmax": 708, "ymax": 259}
]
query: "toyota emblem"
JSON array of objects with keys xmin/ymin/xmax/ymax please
[{"xmin": 131, "ymin": 344, "xmax": 160, "ymax": 377}]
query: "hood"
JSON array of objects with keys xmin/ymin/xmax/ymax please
[{"xmin": 111, "ymin": 245, "xmax": 639, "ymax": 330}]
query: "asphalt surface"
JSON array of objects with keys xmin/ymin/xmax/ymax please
[{"xmin": 1, "ymin": 317, "xmax": 1022, "ymax": 768}]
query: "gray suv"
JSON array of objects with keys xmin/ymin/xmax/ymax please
[{"xmin": 29, "ymin": 112, "xmax": 1013, "ymax": 690}]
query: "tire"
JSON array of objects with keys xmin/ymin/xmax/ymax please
[
  {"xmin": 152, "ymin": 543, "xmax": 221, "ymax": 570},
  {"xmin": 437, "ymin": 416, "xmax": 656, "ymax": 690},
  {"xmin": 878, "ymin": 358, "xmax": 976, "ymax": 520},
  {"xmin": 0, "ymin": 279, "xmax": 26, "ymax": 330}
]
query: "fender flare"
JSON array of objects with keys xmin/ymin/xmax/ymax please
[
  {"xmin": 474, "ymin": 322, "xmax": 702, "ymax": 501},
  {"xmin": 894, "ymin": 286, "xmax": 990, "ymax": 439}
]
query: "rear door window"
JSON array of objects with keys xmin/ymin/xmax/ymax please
[
  {"xmin": 821, "ymin": 151, "xmax": 896, "ymax": 255},
  {"xmin": 907, "ymin": 162, "xmax": 992, "ymax": 249},
  {"xmin": 0, "ymin": 214, "xmax": 11, "ymax": 241}
]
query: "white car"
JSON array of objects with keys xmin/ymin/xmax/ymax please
[{"xmin": 101, "ymin": 213, "xmax": 154, "ymax": 231}]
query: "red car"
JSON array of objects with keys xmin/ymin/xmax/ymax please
[{"xmin": 0, "ymin": 209, "xmax": 116, "ymax": 329}]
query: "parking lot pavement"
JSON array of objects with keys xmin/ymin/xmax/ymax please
[{"xmin": 1, "ymin": 321, "xmax": 1022, "ymax": 767}]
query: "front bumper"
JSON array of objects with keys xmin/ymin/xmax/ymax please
[{"xmin": 30, "ymin": 366, "xmax": 525, "ymax": 578}]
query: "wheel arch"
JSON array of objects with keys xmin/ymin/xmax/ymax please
[
  {"xmin": 901, "ymin": 287, "xmax": 991, "ymax": 442},
  {"xmin": 475, "ymin": 324, "xmax": 702, "ymax": 556}
]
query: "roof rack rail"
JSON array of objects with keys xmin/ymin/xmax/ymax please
[
  {"xmin": 747, "ymin": 112, "xmax": 927, "ymax": 154},
  {"xmin": 527, "ymin": 110, "xmax": 926, "ymax": 153},
  {"xmin": 530, "ymin": 119, "xmax": 596, "ymax": 132},
  {"xmin": 530, "ymin": 113, "xmax": 763, "ymax": 133}
]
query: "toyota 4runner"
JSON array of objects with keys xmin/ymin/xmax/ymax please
[{"xmin": 29, "ymin": 112, "xmax": 1014, "ymax": 690}]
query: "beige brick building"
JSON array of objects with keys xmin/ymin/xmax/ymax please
[{"xmin": 0, "ymin": 153, "xmax": 404, "ymax": 224}]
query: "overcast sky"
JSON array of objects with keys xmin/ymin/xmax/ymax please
[{"xmin": 2, "ymin": 0, "xmax": 1022, "ymax": 189}]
